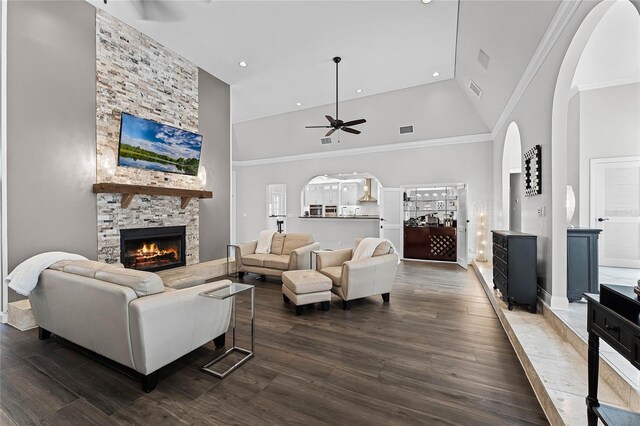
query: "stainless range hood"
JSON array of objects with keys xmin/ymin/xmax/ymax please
[{"xmin": 358, "ymin": 178, "xmax": 377, "ymax": 202}]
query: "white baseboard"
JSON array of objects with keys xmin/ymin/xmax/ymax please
[{"xmin": 1, "ymin": 311, "xmax": 7, "ymax": 324}]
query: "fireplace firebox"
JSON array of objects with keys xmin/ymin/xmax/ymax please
[{"xmin": 120, "ymin": 226, "xmax": 186, "ymax": 272}]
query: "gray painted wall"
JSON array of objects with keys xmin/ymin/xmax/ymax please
[
  {"xmin": 7, "ymin": 0, "xmax": 97, "ymax": 301},
  {"xmin": 198, "ymin": 69, "xmax": 231, "ymax": 260},
  {"xmin": 576, "ymin": 82, "xmax": 640, "ymax": 226},
  {"xmin": 233, "ymin": 79, "xmax": 490, "ymax": 161},
  {"xmin": 234, "ymin": 141, "xmax": 493, "ymax": 256},
  {"xmin": 509, "ymin": 173, "xmax": 522, "ymax": 232}
]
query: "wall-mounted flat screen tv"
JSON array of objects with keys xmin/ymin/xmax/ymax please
[{"xmin": 117, "ymin": 112, "xmax": 202, "ymax": 176}]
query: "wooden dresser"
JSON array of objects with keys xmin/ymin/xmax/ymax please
[
  {"xmin": 585, "ymin": 285, "xmax": 640, "ymax": 425},
  {"xmin": 492, "ymin": 230, "xmax": 538, "ymax": 313}
]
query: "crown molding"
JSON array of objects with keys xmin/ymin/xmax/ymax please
[
  {"xmin": 575, "ymin": 76, "xmax": 640, "ymax": 93},
  {"xmin": 232, "ymin": 132, "xmax": 493, "ymax": 167},
  {"xmin": 491, "ymin": 0, "xmax": 582, "ymax": 139}
]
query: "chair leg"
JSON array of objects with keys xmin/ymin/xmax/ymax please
[
  {"xmin": 382, "ymin": 293, "xmax": 390, "ymax": 303},
  {"xmin": 296, "ymin": 305, "xmax": 304, "ymax": 316},
  {"xmin": 38, "ymin": 327, "xmax": 51, "ymax": 340},
  {"xmin": 283, "ymin": 294, "xmax": 290, "ymax": 304},
  {"xmin": 342, "ymin": 300, "xmax": 352, "ymax": 311},
  {"xmin": 213, "ymin": 333, "xmax": 226, "ymax": 349},
  {"xmin": 141, "ymin": 372, "xmax": 159, "ymax": 393},
  {"xmin": 321, "ymin": 301, "xmax": 330, "ymax": 312}
]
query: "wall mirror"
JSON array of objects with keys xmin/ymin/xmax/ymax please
[{"xmin": 267, "ymin": 184, "xmax": 287, "ymax": 217}]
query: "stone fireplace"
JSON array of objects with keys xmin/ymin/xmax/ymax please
[{"xmin": 120, "ymin": 226, "xmax": 186, "ymax": 272}]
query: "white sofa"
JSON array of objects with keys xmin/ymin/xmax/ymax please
[
  {"xmin": 235, "ymin": 232, "xmax": 320, "ymax": 278},
  {"xmin": 28, "ymin": 260, "xmax": 232, "ymax": 392},
  {"xmin": 316, "ymin": 239, "xmax": 399, "ymax": 310}
]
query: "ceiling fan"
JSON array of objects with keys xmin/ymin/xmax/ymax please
[{"xmin": 305, "ymin": 57, "xmax": 367, "ymax": 137}]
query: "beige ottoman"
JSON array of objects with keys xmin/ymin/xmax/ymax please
[{"xmin": 282, "ymin": 270, "xmax": 332, "ymax": 316}]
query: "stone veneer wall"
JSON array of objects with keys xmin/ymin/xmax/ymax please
[{"xmin": 95, "ymin": 10, "xmax": 200, "ymax": 264}]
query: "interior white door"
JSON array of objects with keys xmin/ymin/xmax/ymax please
[
  {"xmin": 456, "ymin": 185, "xmax": 468, "ymax": 269},
  {"xmin": 591, "ymin": 157, "xmax": 640, "ymax": 268},
  {"xmin": 380, "ymin": 188, "xmax": 403, "ymax": 258}
]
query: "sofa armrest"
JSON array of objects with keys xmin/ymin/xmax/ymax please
[
  {"xmin": 316, "ymin": 248, "xmax": 352, "ymax": 270},
  {"xmin": 128, "ymin": 280, "xmax": 233, "ymax": 375},
  {"xmin": 235, "ymin": 241, "xmax": 257, "ymax": 268},
  {"xmin": 289, "ymin": 242, "xmax": 321, "ymax": 270},
  {"xmin": 341, "ymin": 254, "xmax": 399, "ymax": 301}
]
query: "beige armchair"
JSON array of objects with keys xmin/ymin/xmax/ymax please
[
  {"xmin": 316, "ymin": 239, "xmax": 399, "ymax": 310},
  {"xmin": 235, "ymin": 232, "xmax": 320, "ymax": 279}
]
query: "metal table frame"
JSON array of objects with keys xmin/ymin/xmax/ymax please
[
  {"xmin": 226, "ymin": 244, "xmax": 240, "ymax": 277},
  {"xmin": 310, "ymin": 249, "xmax": 333, "ymax": 271},
  {"xmin": 200, "ymin": 283, "xmax": 255, "ymax": 379}
]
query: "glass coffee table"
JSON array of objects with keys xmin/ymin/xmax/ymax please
[{"xmin": 199, "ymin": 283, "xmax": 255, "ymax": 379}]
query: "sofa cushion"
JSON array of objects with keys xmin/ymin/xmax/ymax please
[
  {"xmin": 320, "ymin": 266, "xmax": 343, "ymax": 287},
  {"xmin": 282, "ymin": 233, "xmax": 314, "ymax": 255},
  {"xmin": 270, "ymin": 233, "xmax": 286, "ymax": 255},
  {"xmin": 263, "ymin": 254, "xmax": 289, "ymax": 270},
  {"xmin": 162, "ymin": 274, "xmax": 206, "ymax": 289},
  {"xmin": 242, "ymin": 253, "xmax": 270, "ymax": 267},
  {"xmin": 95, "ymin": 267, "xmax": 165, "ymax": 297}
]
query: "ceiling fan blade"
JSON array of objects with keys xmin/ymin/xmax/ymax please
[
  {"xmin": 305, "ymin": 126, "xmax": 332, "ymax": 128},
  {"xmin": 325, "ymin": 128, "xmax": 336, "ymax": 137},
  {"xmin": 342, "ymin": 118, "xmax": 366, "ymax": 127},
  {"xmin": 341, "ymin": 127, "xmax": 361, "ymax": 135},
  {"xmin": 325, "ymin": 115, "xmax": 337, "ymax": 126}
]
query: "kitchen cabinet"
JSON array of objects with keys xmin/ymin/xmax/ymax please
[{"xmin": 340, "ymin": 183, "xmax": 359, "ymax": 205}]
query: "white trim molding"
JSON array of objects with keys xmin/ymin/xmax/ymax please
[
  {"xmin": 492, "ymin": 0, "xmax": 582, "ymax": 138},
  {"xmin": 233, "ymin": 132, "xmax": 493, "ymax": 167},
  {"xmin": 1, "ymin": 0, "xmax": 8, "ymax": 322}
]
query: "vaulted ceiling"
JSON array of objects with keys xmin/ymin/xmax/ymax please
[{"xmin": 88, "ymin": 0, "xmax": 565, "ymax": 131}]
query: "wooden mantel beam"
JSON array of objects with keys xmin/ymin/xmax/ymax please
[{"xmin": 93, "ymin": 183, "xmax": 213, "ymax": 209}]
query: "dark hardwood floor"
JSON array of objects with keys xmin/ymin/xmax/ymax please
[{"xmin": 0, "ymin": 261, "xmax": 548, "ymax": 425}]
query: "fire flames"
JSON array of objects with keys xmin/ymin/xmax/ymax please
[{"xmin": 134, "ymin": 243, "xmax": 177, "ymax": 259}]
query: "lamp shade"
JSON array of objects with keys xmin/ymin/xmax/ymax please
[
  {"xmin": 566, "ymin": 185, "xmax": 576, "ymax": 225},
  {"xmin": 197, "ymin": 165, "xmax": 207, "ymax": 189},
  {"xmin": 100, "ymin": 150, "xmax": 117, "ymax": 179}
]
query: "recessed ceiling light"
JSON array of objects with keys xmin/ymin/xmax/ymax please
[
  {"xmin": 239, "ymin": 61, "xmax": 247, "ymax": 67},
  {"xmin": 296, "ymin": 102, "xmax": 302, "ymax": 106},
  {"xmin": 432, "ymin": 71, "xmax": 440, "ymax": 77},
  {"xmin": 356, "ymin": 89, "xmax": 363, "ymax": 93},
  {"xmin": 421, "ymin": 0, "xmax": 433, "ymax": 4}
]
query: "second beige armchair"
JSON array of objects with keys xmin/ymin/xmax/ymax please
[{"xmin": 316, "ymin": 239, "xmax": 399, "ymax": 310}]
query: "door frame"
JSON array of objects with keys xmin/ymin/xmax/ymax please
[{"xmin": 399, "ymin": 182, "xmax": 468, "ymax": 264}]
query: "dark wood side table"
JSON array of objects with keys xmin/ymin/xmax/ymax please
[
  {"xmin": 567, "ymin": 228, "xmax": 601, "ymax": 302},
  {"xmin": 584, "ymin": 285, "xmax": 640, "ymax": 426}
]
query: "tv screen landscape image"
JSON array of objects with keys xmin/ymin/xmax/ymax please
[{"xmin": 117, "ymin": 112, "xmax": 202, "ymax": 176}]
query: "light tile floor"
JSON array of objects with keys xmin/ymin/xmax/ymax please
[
  {"xmin": 600, "ymin": 266, "xmax": 640, "ymax": 287},
  {"xmin": 554, "ymin": 266, "xmax": 640, "ymax": 390}
]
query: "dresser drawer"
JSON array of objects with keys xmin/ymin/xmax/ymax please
[
  {"xmin": 493, "ymin": 272, "xmax": 507, "ymax": 295},
  {"xmin": 493, "ymin": 259, "xmax": 508, "ymax": 279},
  {"xmin": 493, "ymin": 234, "xmax": 508, "ymax": 250},
  {"xmin": 493, "ymin": 246, "xmax": 508, "ymax": 264}
]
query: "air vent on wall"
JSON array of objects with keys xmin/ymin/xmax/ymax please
[
  {"xmin": 320, "ymin": 137, "xmax": 332, "ymax": 145},
  {"xmin": 478, "ymin": 49, "xmax": 490, "ymax": 69},
  {"xmin": 399, "ymin": 125, "xmax": 414, "ymax": 134},
  {"xmin": 469, "ymin": 80, "xmax": 483, "ymax": 98}
]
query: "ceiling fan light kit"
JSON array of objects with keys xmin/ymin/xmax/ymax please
[{"xmin": 305, "ymin": 56, "xmax": 367, "ymax": 138}]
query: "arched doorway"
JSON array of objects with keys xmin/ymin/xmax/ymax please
[
  {"xmin": 551, "ymin": 0, "xmax": 640, "ymax": 305},
  {"xmin": 502, "ymin": 122, "xmax": 523, "ymax": 231}
]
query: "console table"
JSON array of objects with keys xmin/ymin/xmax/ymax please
[{"xmin": 585, "ymin": 285, "xmax": 640, "ymax": 426}]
